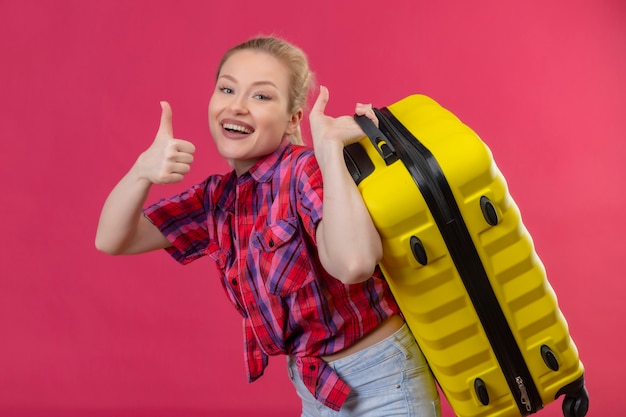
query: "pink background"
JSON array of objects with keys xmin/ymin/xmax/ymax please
[{"xmin": 1, "ymin": 0, "xmax": 624, "ymax": 415}]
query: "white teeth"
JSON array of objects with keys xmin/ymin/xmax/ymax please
[{"xmin": 223, "ymin": 123, "xmax": 252, "ymax": 134}]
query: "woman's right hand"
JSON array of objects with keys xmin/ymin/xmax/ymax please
[
  {"xmin": 95, "ymin": 101, "xmax": 191, "ymax": 255},
  {"xmin": 135, "ymin": 101, "xmax": 196, "ymax": 184}
]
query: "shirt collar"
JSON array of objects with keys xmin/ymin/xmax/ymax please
[
  {"xmin": 248, "ymin": 139, "xmax": 292, "ymax": 183},
  {"xmin": 216, "ymin": 139, "xmax": 293, "ymax": 213}
]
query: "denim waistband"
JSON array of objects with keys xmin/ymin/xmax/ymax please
[{"xmin": 326, "ymin": 323, "xmax": 414, "ymax": 367}]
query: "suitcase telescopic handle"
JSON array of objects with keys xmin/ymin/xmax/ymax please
[{"xmin": 354, "ymin": 112, "xmax": 398, "ymax": 165}]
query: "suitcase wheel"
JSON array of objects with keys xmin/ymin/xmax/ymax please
[
  {"xmin": 480, "ymin": 196, "xmax": 499, "ymax": 226},
  {"xmin": 562, "ymin": 386, "xmax": 589, "ymax": 417},
  {"xmin": 410, "ymin": 236, "xmax": 428, "ymax": 265}
]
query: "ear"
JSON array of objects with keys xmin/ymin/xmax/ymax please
[{"xmin": 285, "ymin": 108, "xmax": 303, "ymax": 135}]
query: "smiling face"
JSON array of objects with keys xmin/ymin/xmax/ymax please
[{"xmin": 208, "ymin": 49, "xmax": 302, "ymax": 175}]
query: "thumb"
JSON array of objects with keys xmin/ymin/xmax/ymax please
[
  {"xmin": 158, "ymin": 101, "xmax": 174, "ymax": 137},
  {"xmin": 310, "ymin": 85, "xmax": 329, "ymax": 118}
]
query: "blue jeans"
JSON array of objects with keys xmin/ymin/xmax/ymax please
[{"xmin": 287, "ymin": 324, "xmax": 441, "ymax": 417}]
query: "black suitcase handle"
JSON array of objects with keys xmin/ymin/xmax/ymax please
[{"xmin": 354, "ymin": 112, "xmax": 398, "ymax": 165}]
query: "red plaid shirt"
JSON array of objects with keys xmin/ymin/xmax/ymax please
[{"xmin": 144, "ymin": 140, "xmax": 400, "ymax": 411}]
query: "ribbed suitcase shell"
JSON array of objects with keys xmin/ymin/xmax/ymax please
[{"xmin": 346, "ymin": 95, "xmax": 586, "ymax": 417}]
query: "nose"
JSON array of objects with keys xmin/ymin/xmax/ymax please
[{"xmin": 228, "ymin": 93, "xmax": 248, "ymax": 114}]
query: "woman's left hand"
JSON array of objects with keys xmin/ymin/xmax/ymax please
[
  {"xmin": 309, "ymin": 85, "xmax": 377, "ymax": 148},
  {"xmin": 309, "ymin": 85, "xmax": 384, "ymax": 283}
]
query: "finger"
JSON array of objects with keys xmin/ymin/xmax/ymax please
[
  {"xmin": 355, "ymin": 102, "xmax": 378, "ymax": 127},
  {"xmin": 174, "ymin": 152, "xmax": 194, "ymax": 165},
  {"xmin": 310, "ymin": 85, "xmax": 329, "ymax": 117},
  {"xmin": 171, "ymin": 162, "xmax": 192, "ymax": 175},
  {"xmin": 160, "ymin": 173, "xmax": 184, "ymax": 184},
  {"xmin": 355, "ymin": 103, "xmax": 374, "ymax": 117},
  {"xmin": 175, "ymin": 139, "xmax": 196, "ymax": 154},
  {"xmin": 158, "ymin": 101, "xmax": 174, "ymax": 137}
]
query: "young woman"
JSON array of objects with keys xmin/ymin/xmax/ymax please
[{"xmin": 95, "ymin": 36, "xmax": 441, "ymax": 416}]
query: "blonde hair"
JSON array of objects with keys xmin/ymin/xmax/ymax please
[{"xmin": 217, "ymin": 36, "xmax": 315, "ymax": 145}]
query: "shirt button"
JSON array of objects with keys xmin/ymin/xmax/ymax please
[
  {"xmin": 268, "ymin": 238, "xmax": 275, "ymax": 248},
  {"xmin": 309, "ymin": 365, "xmax": 316, "ymax": 371},
  {"xmin": 231, "ymin": 279, "xmax": 238, "ymax": 286}
]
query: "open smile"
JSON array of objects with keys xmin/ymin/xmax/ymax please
[{"xmin": 222, "ymin": 122, "xmax": 254, "ymax": 134}]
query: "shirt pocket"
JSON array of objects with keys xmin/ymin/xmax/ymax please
[{"xmin": 252, "ymin": 217, "xmax": 316, "ymax": 297}]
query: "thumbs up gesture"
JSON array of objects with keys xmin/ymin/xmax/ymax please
[
  {"xmin": 310, "ymin": 86, "xmax": 377, "ymax": 149},
  {"xmin": 136, "ymin": 101, "xmax": 196, "ymax": 184}
]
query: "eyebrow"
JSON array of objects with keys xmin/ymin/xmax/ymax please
[{"xmin": 217, "ymin": 74, "xmax": 278, "ymax": 89}]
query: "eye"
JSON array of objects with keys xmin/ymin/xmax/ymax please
[
  {"xmin": 219, "ymin": 86, "xmax": 234, "ymax": 94},
  {"xmin": 253, "ymin": 93, "xmax": 271, "ymax": 101}
]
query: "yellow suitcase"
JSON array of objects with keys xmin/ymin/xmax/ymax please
[{"xmin": 344, "ymin": 95, "xmax": 588, "ymax": 417}]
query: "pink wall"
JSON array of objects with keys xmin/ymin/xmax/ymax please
[{"xmin": 1, "ymin": 0, "xmax": 624, "ymax": 415}]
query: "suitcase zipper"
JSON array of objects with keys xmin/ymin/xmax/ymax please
[
  {"xmin": 375, "ymin": 107, "xmax": 543, "ymax": 415},
  {"xmin": 516, "ymin": 376, "xmax": 533, "ymax": 412}
]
